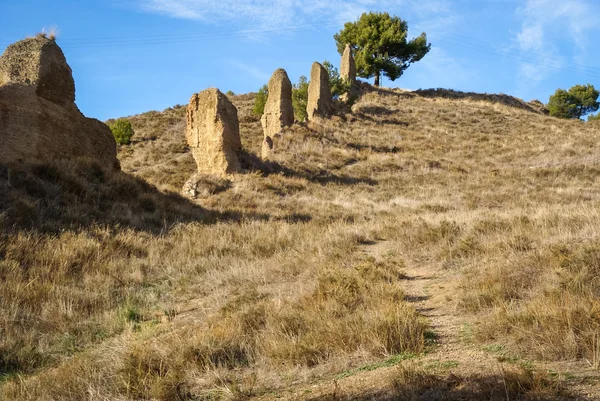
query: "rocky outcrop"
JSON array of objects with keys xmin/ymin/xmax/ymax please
[
  {"xmin": 340, "ymin": 44, "xmax": 357, "ymax": 102},
  {"xmin": 261, "ymin": 69, "xmax": 294, "ymax": 159},
  {"xmin": 261, "ymin": 135, "xmax": 274, "ymax": 159},
  {"xmin": 186, "ymin": 88, "xmax": 242, "ymax": 176},
  {"xmin": 307, "ymin": 62, "xmax": 332, "ymax": 121},
  {"xmin": 261, "ymin": 69, "xmax": 293, "ymax": 139},
  {"xmin": 340, "ymin": 44, "xmax": 356, "ymax": 83},
  {"xmin": 0, "ymin": 36, "xmax": 75, "ymax": 106},
  {"xmin": 0, "ymin": 37, "xmax": 118, "ymax": 170}
]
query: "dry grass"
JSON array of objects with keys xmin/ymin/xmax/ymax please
[
  {"xmin": 36, "ymin": 27, "xmax": 58, "ymax": 41},
  {"xmin": 386, "ymin": 363, "xmax": 572, "ymax": 400},
  {"xmin": 2, "ymin": 84, "xmax": 600, "ymax": 399}
]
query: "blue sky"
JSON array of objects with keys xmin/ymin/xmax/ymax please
[{"xmin": 1, "ymin": 0, "xmax": 600, "ymax": 121}]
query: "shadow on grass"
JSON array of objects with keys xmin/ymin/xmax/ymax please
[
  {"xmin": 354, "ymin": 112, "xmax": 411, "ymax": 127},
  {"xmin": 239, "ymin": 150, "xmax": 377, "ymax": 186},
  {"xmin": 0, "ymin": 160, "xmax": 281, "ymax": 235},
  {"xmin": 302, "ymin": 127, "xmax": 402, "ymax": 155},
  {"xmin": 308, "ymin": 365, "xmax": 590, "ymax": 401}
]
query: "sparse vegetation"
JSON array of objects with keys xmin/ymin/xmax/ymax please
[
  {"xmin": 109, "ymin": 118, "xmax": 135, "ymax": 145},
  {"xmin": 36, "ymin": 26, "xmax": 58, "ymax": 41},
  {"xmin": 2, "ymin": 87, "xmax": 600, "ymax": 400}
]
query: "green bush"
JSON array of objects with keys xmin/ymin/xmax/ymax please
[
  {"xmin": 109, "ymin": 119, "xmax": 134, "ymax": 145},
  {"xmin": 252, "ymin": 84, "xmax": 268, "ymax": 116},
  {"xmin": 322, "ymin": 60, "xmax": 351, "ymax": 100},
  {"xmin": 588, "ymin": 113, "xmax": 600, "ymax": 122},
  {"xmin": 292, "ymin": 75, "xmax": 309, "ymax": 122}
]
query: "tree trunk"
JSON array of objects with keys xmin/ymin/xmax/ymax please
[{"xmin": 374, "ymin": 71, "xmax": 380, "ymax": 87}]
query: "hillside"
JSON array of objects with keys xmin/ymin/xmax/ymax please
[{"xmin": 2, "ymin": 85, "xmax": 600, "ymax": 400}]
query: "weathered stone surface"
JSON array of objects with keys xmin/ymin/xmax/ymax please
[
  {"xmin": 340, "ymin": 44, "xmax": 356, "ymax": 83},
  {"xmin": 307, "ymin": 62, "xmax": 332, "ymax": 121},
  {"xmin": 186, "ymin": 88, "xmax": 242, "ymax": 176},
  {"xmin": 261, "ymin": 68, "xmax": 293, "ymax": 139},
  {"xmin": 340, "ymin": 44, "xmax": 358, "ymax": 102},
  {"xmin": 0, "ymin": 37, "xmax": 118, "ymax": 170},
  {"xmin": 261, "ymin": 135, "xmax": 274, "ymax": 160},
  {"xmin": 0, "ymin": 37, "xmax": 75, "ymax": 106}
]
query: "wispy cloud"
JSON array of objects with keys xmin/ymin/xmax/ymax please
[
  {"xmin": 514, "ymin": 0, "xmax": 599, "ymax": 83},
  {"xmin": 135, "ymin": 0, "xmax": 454, "ymax": 32},
  {"xmin": 228, "ymin": 60, "xmax": 270, "ymax": 82}
]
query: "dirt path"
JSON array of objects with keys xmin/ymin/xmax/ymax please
[{"xmin": 256, "ymin": 241, "xmax": 600, "ymax": 400}]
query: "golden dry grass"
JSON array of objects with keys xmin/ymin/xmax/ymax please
[{"xmin": 2, "ymin": 85, "xmax": 600, "ymax": 400}]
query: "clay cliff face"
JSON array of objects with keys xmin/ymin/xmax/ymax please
[{"xmin": 0, "ymin": 37, "xmax": 118, "ymax": 170}]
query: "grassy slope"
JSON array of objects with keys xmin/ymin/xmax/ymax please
[{"xmin": 2, "ymin": 87, "xmax": 600, "ymax": 400}]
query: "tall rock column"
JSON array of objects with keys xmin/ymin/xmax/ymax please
[
  {"xmin": 340, "ymin": 44, "xmax": 357, "ymax": 102},
  {"xmin": 306, "ymin": 62, "xmax": 332, "ymax": 121},
  {"xmin": 186, "ymin": 88, "xmax": 242, "ymax": 176},
  {"xmin": 261, "ymin": 68, "xmax": 294, "ymax": 159}
]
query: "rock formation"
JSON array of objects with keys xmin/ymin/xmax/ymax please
[
  {"xmin": 186, "ymin": 88, "xmax": 242, "ymax": 176},
  {"xmin": 340, "ymin": 44, "xmax": 357, "ymax": 102},
  {"xmin": 261, "ymin": 68, "xmax": 294, "ymax": 159},
  {"xmin": 306, "ymin": 62, "xmax": 332, "ymax": 121},
  {"xmin": 0, "ymin": 37, "xmax": 118, "ymax": 170},
  {"xmin": 340, "ymin": 44, "xmax": 356, "ymax": 83},
  {"xmin": 261, "ymin": 135, "xmax": 275, "ymax": 160},
  {"xmin": 261, "ymin": 68, "xmax": 293, "ymax": 138}
]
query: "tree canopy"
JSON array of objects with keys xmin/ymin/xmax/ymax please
[
  {"xmin": 109, "ymin": 119, "xmax": 134, "ymax": 145},
  {"xmin": 334, "ymin": 12, "xmax": 430, "ymax": 87},
  {"xmin": 548, "ymin": 84, "xmax": 599, "ymax": 120},
  {"xmin": 252, "ymin": 84, "xmax": 268, "ymax": 116},
  {"xmin": 292, "ymin": 75, "xmax": 309, "ymax": 121}
]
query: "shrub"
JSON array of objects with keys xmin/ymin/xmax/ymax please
[
  {"xmin": 252, "ymin": 85, "xmax": 268, "ymax": 116},
  {"xmin": 226, "ymin": 90, "xmax": 235, "ymax": 96},
  {"xmin": 292, "ymin": 75, "xmax": 309, "ymax": 121},
  {"xmin": 322, "ymin": 60, "xmax": 351, "ymax": 99},
  {"xmin": 109, "ymin": 119, "xmax": 134, "ymax": 145},
  {"xmin": 588, "ymin": 113, "xmax": 600, "ymax": 122}
]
